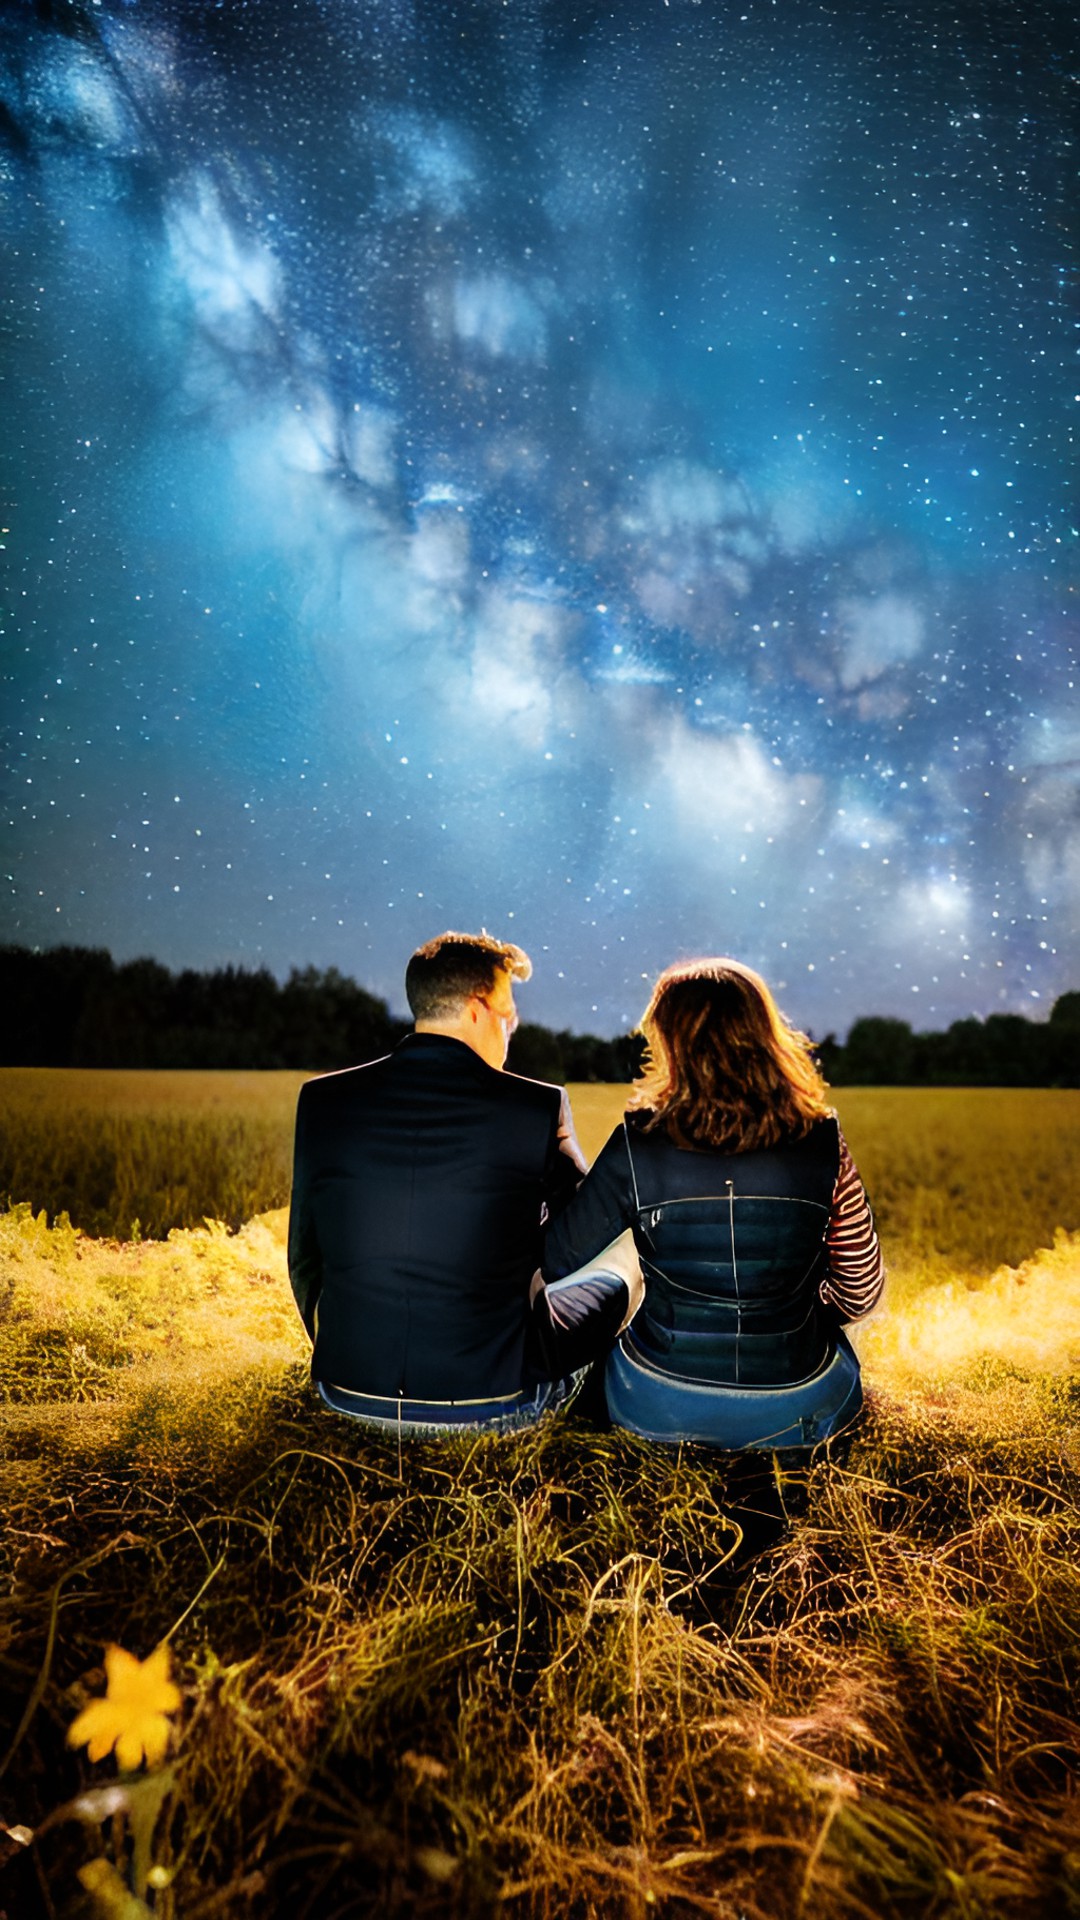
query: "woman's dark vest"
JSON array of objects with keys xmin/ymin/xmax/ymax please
[{"xmin": 624, "ymin": 1115, "xmax": 841, "ymax": 1389}]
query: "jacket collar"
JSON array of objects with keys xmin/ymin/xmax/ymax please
[{"xmin": 394, "ymin": 1030, "xmax": 495, "ymax": 1076}]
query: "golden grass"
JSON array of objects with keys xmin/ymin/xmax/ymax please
[
  {"xmin": 0, "ymin": 1202, "xmax": 303, "ymax": 1409},
  {"xmin": 3, "ymin": 1072, "xmax": 1078, "ymax": 1273},
  {"xmin": 826, "ymin": 1088, "xmax": 1080, "ymax": 1283},
  {"xmin": 0, "ymin": 1069, "xmax": 308, "ymax": 1239},
  {"xmin": 1, "ymin": 1082, "xmax": 1079, "ymax": 1918}
]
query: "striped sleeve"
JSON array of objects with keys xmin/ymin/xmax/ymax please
[{"xmin": 819, "ymin": 1128, "xmax": 884, "ymax": 1320}]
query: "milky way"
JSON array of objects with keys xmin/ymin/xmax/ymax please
[{"xmin": 2, "ymin": 0, "xmax": 1076, "ymax": 1036}]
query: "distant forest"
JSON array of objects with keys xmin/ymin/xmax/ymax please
[{"xmin": 2, "ymin": 946, "xmax": 1078, "ymax": 1086}]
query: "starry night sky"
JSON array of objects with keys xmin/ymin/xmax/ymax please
[{"xmin": 3, "ymin": 0, "xmax": 1077, "ymax": 1036}]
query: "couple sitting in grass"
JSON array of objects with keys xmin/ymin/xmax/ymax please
[{"xmin": 288, "ymin": 930, "xmax": 883, "ymax": 1450}]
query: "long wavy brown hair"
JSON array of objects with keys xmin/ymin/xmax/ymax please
[{"xmin": 627, "ymin": 958, "xmax": 832, "ymax": 1152}]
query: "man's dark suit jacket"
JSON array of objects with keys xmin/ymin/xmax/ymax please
[{"xmin": 287, "ymin": 1033, "xmax": 582, "ymax": 1401}]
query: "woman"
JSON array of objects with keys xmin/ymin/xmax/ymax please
[{"xmin": 541, "ymin": 959, "xmax": 884, "ymax": 1449}]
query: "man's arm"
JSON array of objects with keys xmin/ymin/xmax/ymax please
[{"xmin": 287, "ymin": 1083, "xmax": 322, "ymax": 1338}]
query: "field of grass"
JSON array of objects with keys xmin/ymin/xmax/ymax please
[
  {"xmin": 0, "ymin": 1069, "xmax": 308, "ymax": 1240},
  {"xmin": 1, "ymin": 1077, "xmax": 1079, "ymax": 1919},
  {"xmin": 2, "ymin": 1071, "xmax": 1077, "ymax": 1268}
]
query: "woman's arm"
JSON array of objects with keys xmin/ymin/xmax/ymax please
[
  {"xmin": 541, "ymin": 1087, "xmax": 590, "ymax": 1224},
  {"xmin": 541, "ymin": 1123, "xmax": 637, "ymax": 1280},
  {"xmin": 819, "ymin": 1129, "xmax": 884, "ymax": 1320}
]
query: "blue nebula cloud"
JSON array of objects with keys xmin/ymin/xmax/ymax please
[{"xmin": 2, "ymin": 0, "xmax": 1076, "ymax": 1034}]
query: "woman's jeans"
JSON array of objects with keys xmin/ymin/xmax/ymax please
[{"xmin": 604, "ymin": 1329, "xmax": 863, "ymax": 1450}]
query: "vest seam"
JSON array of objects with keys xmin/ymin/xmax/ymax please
[{"xmin": 639, "ymin": 1194, "xmax": 830, "ymax": 1211}]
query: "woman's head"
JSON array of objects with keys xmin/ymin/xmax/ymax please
[{"xmin": 629, "ymin": 958, "xmax": 831, "ymax": 1151}]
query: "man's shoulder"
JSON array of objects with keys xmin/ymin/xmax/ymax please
[
  {"xmin": 498, "ymin": 1066, "xmax": 565, "ymax": 1113},
  {"xmin": 298, "ymin": 1054, "xmax": 394, "ymax": 1104},
  {"xmin": 398, "ymin": 1033, "xmax": 564, "ymax": 1112},
  {"xmin": 298, "ymin": 1044, "xmax": 564, "ymax": 1120}
]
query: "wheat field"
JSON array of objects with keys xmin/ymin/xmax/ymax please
[
  {"xmin": 1, "ymin": 1074, "xmax": 1078, "ymax": 1919},
  {"xmin": 2, "ymin": 1071, "xmax": 1077, "ymax": 1269}
]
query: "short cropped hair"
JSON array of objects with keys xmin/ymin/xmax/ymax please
[{"xmin": 405, "ymin": 930, "xmax": 532, "ymax": 1022}]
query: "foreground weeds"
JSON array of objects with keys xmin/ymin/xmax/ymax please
[
  {"xmin": 2, "ymin": 1379, "xmax": 1079, "ymax": 1919},
  {"xmin": 2, "ymin": 1096, "xmax": 1079, "ymax": 1918},
  {"xmin": 2, "ymin": 1222, "xmax": 1080, "ymax": 1917}
]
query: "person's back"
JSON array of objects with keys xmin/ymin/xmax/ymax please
[
  {"xmin": 287, "ymin": 929, "xmax": 630, "ymax": 1433},
  {"xmin": 594, "ymin": 1111, "xmax": 842, "ymax": 1390},
  {"xmin": 542, "ymin": 957, "xmax": 884, "ymax": 1449},
  {"xmin": 291, "ymin": 1030, "xmax": 573, "ymax": 1401}
]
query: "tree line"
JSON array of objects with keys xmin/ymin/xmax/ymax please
[
  {"xmin": 0, "ymin": 945, "xmax": 642, "ymax": 1080},
  {"xmin": 2, "ymin": 945, "xmax": 1077, "ymax": 1085},
  {"xmin": 817, "ymin": 1004, "xmax": 1080, "ymax": 1088}
]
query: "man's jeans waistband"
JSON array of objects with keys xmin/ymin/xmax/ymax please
[{"xmin": 315, "ymin": 1375, "xmax": 574, "ymax": 1434}]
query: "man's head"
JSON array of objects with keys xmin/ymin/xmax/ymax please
[{"xmin": 406, "ymin": 931, "xmax": 530, "ymax": 1069}]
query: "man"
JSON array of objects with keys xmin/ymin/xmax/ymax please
[{"xmin": 288, "ymin": 930, "xmax": 637, "ymax": 1432}]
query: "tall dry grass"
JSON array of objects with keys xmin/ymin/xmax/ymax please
[
  {"xmin": 0, "ymin": 1070, "xmax": 307, "ymax": 1238},
  {"xmin": 826, "ymin": 1087, "xmax": 1080, "ymax": 1282},
  {"xmin": 2, "ymin": 1073, "xmax": 1078, "ymax": 1272},
  {"xmin": 2, "ymin": 1322, "xmax": 1078, "ymax": 1917},
  {"xmin": 0, "ymin": 1085, "xmax": 1078, "ymax": 1918}
]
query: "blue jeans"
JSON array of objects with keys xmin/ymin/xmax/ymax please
[
  {"xmin": 315, "ymin": 1371, "xmax": 582, "ymax": 1436},
  {"xmin": 315, "ymin": 1266, "xmax": 629, "ymax": 1436},
  {"xmin": 604, "ymin": 1329, "xmax": 863, "ymax": 1450}
]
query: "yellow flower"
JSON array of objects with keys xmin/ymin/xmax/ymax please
[{"xmin": 67, "ymin": 1645, "xmax": 181, "ymax": 1772}]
